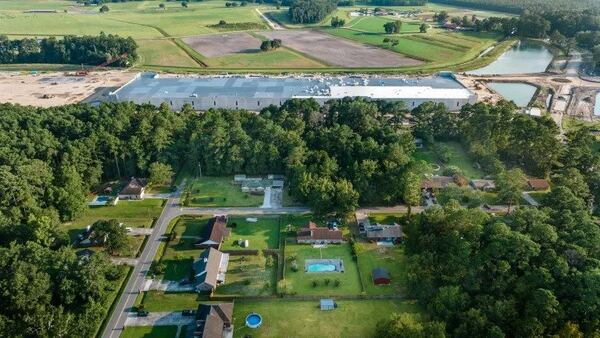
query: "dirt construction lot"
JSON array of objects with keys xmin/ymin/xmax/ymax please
[
  {"xmin": 0, "ymin": 71, "xmax": 135, "ymax": 107},
  {"xmin": 183, "ymin": 33, "xmax": 262, "ymax": 57},
  {"xmin": 260, "ymin": 29, "xmax": 424, "ymax": 68}
]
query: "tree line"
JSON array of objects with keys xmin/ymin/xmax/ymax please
[
  {"xmin": 430, "ymin": 0, "xmax": 600, "ymax": 14},
  {"xmin": 0, "ymin": 33, "xmax": 137, "ymax": 66},
  {"xmin": 288, "ymin": 0, "xmax": 337, "ymax": 24}
]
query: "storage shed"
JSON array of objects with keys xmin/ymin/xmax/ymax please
[
  {"xmin": 320, "ymin": 299, "xmax": 336, "ymax": 311},
  {"xmin": 372, "ymin": 268, "xmax": 391, "ymax": 285}
]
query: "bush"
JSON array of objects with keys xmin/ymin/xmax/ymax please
[
  {"xmin": 291, "ymin": 260, "xmax": 298, "ymax": 272},
  {"xmin": 311, "ymin": 280, "xmax": 319, "ymax": 287},
  {"xmin": 324, "ymin": 278, "xmax": 331, "ymax": 285},
  {"xmin": 334, "ymin": 279, "xmax": 341, "ymax": 287},
  {"xmin": 244, "ymin": 279, "xmax": 252, "ymax": 285}
]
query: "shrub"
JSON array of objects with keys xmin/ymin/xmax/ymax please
[
  {"xmin": 334, "ymin": 279, "xmax": 341, "ymax": 287},
  {"xmin": 244, "ymin": 279, "xmax": 251, "ymax": 285},
  {"xmin": 219, "ymin": 20, "xmax": 227, "ymax": 25},
  {"xmin": 311, "ymin": 280, "xmax": 319, "ymax": 287},
  {"xmin": 291, "ymin": 260, "xmax": 298, "ymax": 272},
  {"xmin": 99, "ymin": 5, "xmax": 109, "ymax": 12},
  {"xmin": 324, "ymin": 278, "xmax": 331, "ymax": 285}
]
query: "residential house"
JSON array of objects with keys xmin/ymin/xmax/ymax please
[
  {"xmin": 195, "ymin": 216, "xmax": 230, "ymax": 249},
  {"xmin": 421, "ymin": 175, "xmax": 455, "ymax": 191},
  {"xmin": 527, "ymin": 178, "xmax": 550, "ymax": 191},
  {"xmin": 118, "ymin": 177, "xmax": 148, "ymax": 200},
  {"xmin": 76, "ymin": 225, "xmax": 107, "ymax": 247},
  {"xmin": 365, "ymin": 223, "xmax": 403, "ymax": 243},
  {"xmin": 297, "ymin": 221, "xmax": 343, "ymax": 244},
  {"xmin": 470, "ymin": 179, "xmax": 496, "ymax": 191},
  {"xmin": 193, "ymin": 248, "xmax": 230, "ymax": 292},
  {"xmin": 372, "ymin": 268, "xmax": 391, "ymax": 285},
  {"xmin": 193, "ymin": 303, "xmax": 234, "ymax": 338}
]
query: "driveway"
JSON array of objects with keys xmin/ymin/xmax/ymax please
[{"xmin": 125, "ymin": 312, "xmax": 195, "ymax": 327}]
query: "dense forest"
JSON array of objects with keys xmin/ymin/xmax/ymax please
[
  {"xmin": 288, "ymin": 0, "xmax": 337, "ymax": 24},
  {"xmin": 0, "ymin": 33, "xmax": 137, "ymax": 66},
  {"xmin": 431, "ymin": 0, "xmax": 600, "ymax": 13}
]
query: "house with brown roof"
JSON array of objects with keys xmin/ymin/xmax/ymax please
[
  {"xmin": 421, "ymin": 175, "xmax": 455, "ymax": 190},
  {"xmin": 193, "ymin": 303, "xmax": 234, "ymax": 338},
  {"xmin": 297, "ymin": 221, "xmax": 343, "ymax": 244},
  {"xmin": 193, "ymin": 248, "xmax": 229, "ymax": 292},
  {"xmin": 470, "ymin": 179, "xmax": 496, "ymax": 191},
  {"xmin": 527, "ymin": 178, "xmax": 550, "ymax": 191},
  {"xmin": 365, "ymin": 223, "xmax": 403, "ymax": 243},
  {"xmin": 118, "ymin": 177, "xmax": 148, "ymax": 200},
  {"xmin": 195, "ymin": 216, "xmax": 230, "ymax": 249}
]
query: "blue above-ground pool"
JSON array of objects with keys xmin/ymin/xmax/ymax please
[{"xmin": 246, "ymin": 313, "xmax": 262, "ymax": 329}]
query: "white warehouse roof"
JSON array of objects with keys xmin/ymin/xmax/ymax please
[{"xmin": 324, "ymin": 85, "xmax": 473, "ymax": 99}]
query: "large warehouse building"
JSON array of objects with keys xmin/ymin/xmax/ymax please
[{"xmin": 109, "ymin": 72, "xmax": 477, "ymax": 111}]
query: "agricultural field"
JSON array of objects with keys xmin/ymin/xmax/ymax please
[
  {"xmin": 0, "ymin": 0, "xmax": 510, "ymax": 72},
  {"xmin": 233, "ymin": 299, "xmax": 422, "ymax": 338}
]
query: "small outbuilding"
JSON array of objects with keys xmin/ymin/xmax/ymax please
[
  {"xmin": 372, "ymin": 268, "xmax": 391, "ymax": 285},
  {"xmin": 527, "ymin": 178, "xmax": 550, "ymax": 191},
  {"xmin": 320, "ymin": 299, "xmax": 336, "ymax": 311}
]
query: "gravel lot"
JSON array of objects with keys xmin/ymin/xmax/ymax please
[
  {"xmin": 260, "ymin": 29, "xmax": 424, "ymax": 68},
  {"xmin": 183, "ymin": 33, "xmax": 262, "ymax": 57}
]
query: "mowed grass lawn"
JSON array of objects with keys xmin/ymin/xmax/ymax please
[
  {"xmin": 221, "ymin": 216, "xmax": 280, "ymax": 250},
  {"xmin": 187, "ymin": 176, "xmax": 263, "ymax": 207},
  {"xmin": 346, "ymin": 16, "xmax": 421, "ymax": 33},
  {"xmin": 161, "ymin": 217, "xmax": 209, "ymax": 281},
  {"xmin": 284, "ymin": 242, "xmax": 362, "ymax": 295},
  {"xmin": 414, "ymin": 141, "xmax": 485, "ymax": 179},
  {"xmin": 121, "ymin": 325, "xmax": 180, "ymax": 338},
  {"xmin": 137, "ymin": 290, "xmax": 203, "ymax": 312},
  {"xmin": 216, "ymin": 254, "xmax": 277, "ymax": 296},
  {"xmin": 325, "ymin": 27, "xmax": 500, "ymax": 65},
  {"xmin": 64, "ymin": 199, "xmax": 165, "ymax": 232},
  {"xmin": 233, "ymin": 299, "xmax": 422, "ymax": 338},
  {"xmin": 357, "ymin": 243, "xmax": 407, "ymax": 296}
]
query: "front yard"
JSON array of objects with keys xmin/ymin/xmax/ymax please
[
  {"xmin": 185, "ymin": 176, "xmax": 264, "ymax": 207},
  {"xmin": 233, "ymin": 299, "xmax": 421, "ymax": 338}
]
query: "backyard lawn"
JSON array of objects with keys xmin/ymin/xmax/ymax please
[
  {"xmin": 283, "ymin": 242, "xmax": 362, "ymax": 296},
  {"xmin": 185, "ymin": 176, "xmax": 263, "ymax": 207},
  {"xmin": 121, "ymin": 325, "xmax": 179, "ymax": 338},
  {"xmin": 233, "ymin": 299, "xmax": 422, "ymax": 338},
  {"xmin": 221, "ymin": 216, "xmax": 280, "ymax": 250},
  {"xmin": 414, "ymin": 141, "xmax": 485, "ymax": 179},
  {"xmin": 215, "ymin": 254, "xmax": 277, "ymax": 296},
  {"xmin": 356, "ymin": 243, "xmax": 407, "ymax": 296}
]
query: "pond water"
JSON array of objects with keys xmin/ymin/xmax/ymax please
[
  {"xmin": 468, "ymin": 40, "xmax": 554, "ymax": 75},
  {"xmin": 595, "ymin": 92, "xmax": 600, "ymax": 116},
  {"xmin": 488, "ymin": 82, "xmax": 537, "ymax": 107}
]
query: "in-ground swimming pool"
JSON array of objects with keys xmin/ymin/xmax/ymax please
[
  {"xmin": 246, "ymin": 313, "xmax": 262, "ymax": 329},
  {"xmin": 307, "ymin": 263, "xmax": 336, "ymax": 272}
]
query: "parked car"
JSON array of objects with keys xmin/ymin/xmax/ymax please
[
  {"xmin": 182, "ymin": 309, "xmax": 196, "ymax": 316},
  {"xmin": 179, "ymin": 278, "xmax": 191, "ymax": 285},
  {"xmin": 137, "ymin": 310, "xmax": 149, "ymax": 317}
]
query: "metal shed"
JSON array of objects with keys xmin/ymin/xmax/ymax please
[{"xmin": 320, "ymin": 299, "xmax": 336, "ymax": 311}]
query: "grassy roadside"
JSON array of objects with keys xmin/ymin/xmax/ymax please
[{"xmin": 95, "ymin": 265, "xmax": 134, "ymax": 338}]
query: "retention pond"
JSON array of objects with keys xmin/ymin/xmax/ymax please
[{"xmin": 468, "ymin": 40, "xmax": 554, "ymax": 75}]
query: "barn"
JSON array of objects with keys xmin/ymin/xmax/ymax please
[{"xmin": 372, "ymin": 268, "xmax": 391, "ymax": 285}]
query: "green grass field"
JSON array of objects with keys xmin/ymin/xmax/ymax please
[
  {"xmin": 356, "ymin": 243, "xmax": 407, "ymax": 296},
  {"xmin": 283, "ymin": 242, "xmax": 362, "ymax": 296},
  {"xmin": 233, "ymin": 299, "xmax": 421, "ymax": 338},
  {"xmin": 64, "ymin": 199, "xmax": 165, "ymax": 233},
  {"xmin": 186, "ymin": 176, "xmax": 264, "ymax": 207},
  {"xmin": 0, "ymin": 0, "xmax": 510, "ymax": 72},
  {"xmin": 137, "ymin": 291, "xmax": 203, "ymax": 312},
  {"xmin": 215, "ymin": 254, "xmax": 277, "ymax": 296},
  {"xmin": 414, "ymin": 141, "xmax": 485, "ymax": 179},
  {"xmin": 221, "ymin": 216, "xmax": 280, "ymax": 250},
  {"xmin": 121, "ymin": 325, "xmax": 179, "ymax": 338}
]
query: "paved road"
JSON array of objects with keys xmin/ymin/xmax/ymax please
[{"xmin": 102, "ymin": 184, "xmax": 185, "ymax": 338}]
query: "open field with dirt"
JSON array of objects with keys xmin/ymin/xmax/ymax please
[
  {"xmin": 183, "ymin": 32, "xmax": 262, "ymax": 57},
  {"xmin": 0, "ymin": 70, "xmax": 134, "ymax": 107},
  {"xmin": 260, "ymin": 29, "xmax": 423, "ymax": 68}
]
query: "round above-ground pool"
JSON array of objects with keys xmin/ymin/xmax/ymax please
[{"xmin": 246, "ymin": 313, "xmax": 262, "ymax": 329}]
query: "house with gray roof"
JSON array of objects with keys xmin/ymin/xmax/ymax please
[
  {"xmin": 193, "ymin": 248, "xmax": 229, "ymax": 292},
  {"xmin": 194, "ymin": 303, "xmax": 234, "ymax": 338}
]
